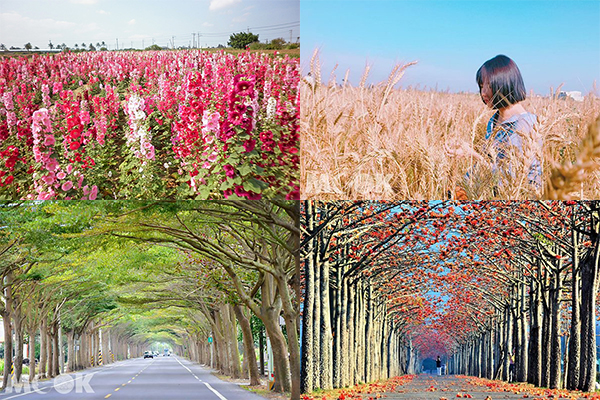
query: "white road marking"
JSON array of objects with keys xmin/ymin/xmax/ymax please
[
  {"xmin": 203, "ymin": 382, "xmax": 228, "ymax": 400},
  {"xmin": 174, "ymin": 356, "xmax": 230, "ymax": 400}
]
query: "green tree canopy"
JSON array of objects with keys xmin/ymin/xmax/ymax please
[{"xmin": 228, "ymin": 32, "xmax": 259, "ymax": 49}]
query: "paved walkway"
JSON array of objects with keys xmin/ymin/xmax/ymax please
[{"xmin": 376, "ymin": 373, "xmax": 587, "ymax": 400}]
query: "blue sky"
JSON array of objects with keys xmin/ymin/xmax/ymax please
[
  {"xmin": 301, "ymin": 0, "xmax": 600, "ymax": 95},
  {"xmin": 0, "ymin": 0, "xmax": 298, "ymax": 49}
]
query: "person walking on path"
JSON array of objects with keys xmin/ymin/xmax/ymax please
[
  {"xmin": 436, "ymin": 356, "xmax": 442, "ymax": 376},
  {"xmin": 509, "ymin": 351, "xmax": 516, "ymax": 382}
]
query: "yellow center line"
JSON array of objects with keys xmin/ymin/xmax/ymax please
[
  {"xmin": 115, "ymin": 387, "xmax": 120, "ymax": 391},
  {"xmin": 105, "ymin": 395, "xmax": 112, "ymax": 399},
  {"xmin": 128, "ymin": 380, "xmax": 132, "ymax": 383},
  {"xmin": 122, "ymin": 383, "xmax": 126, "ymax": 386}
]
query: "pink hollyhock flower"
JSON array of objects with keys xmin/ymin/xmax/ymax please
[
  {"xmin": 6, "ymin": 112, "xmax": 16, "ymax": 127},
  {"xmin": 37, "ymin": 192, "xmax": 52, "ymax": 200},
  {"xmin": 261, "ymin": 141, "xmax": 275, "ymax": 152},
  {"xmin": 259, "ymin": 130, "xmax": 273, "ymax": 141},
  {"xmin": 61, "ymin": 181, "xmax": 73, "ymax": 191},
  {"xmin": 208, "ymin": 152, "xmax": 218, "ymax": 162},
  {"xmin": 202, "ymin": 161, "xmax": 211, "ymax": 169},
  {"xmin": 223, "ymin": 164, "xmax": 235, "ymax": 178},
  {"xmin": 44, "ymin": 135, "xmax": 55, "ymax": 147},
  {"xmin": 233, "ymin": 185, "xmax": 245, "ymax": 197},
  {"xmin": 89, "ymin": 185, "xmax": 98, "ymax": 200},
  {"xmin": 286, "ymin": 190, "xmax": 300, "ymax": 200},
  {"xmin": 67, "ymin": 164, "xmax": 73, "ymax": 174},
  {"xmin": 46, "ymin": 158, "xmax": 59, "ymax": 172},
  {"xmin": 243, "ymin": 139, "xmax": 256, "ymax": 153},
  {"xmin": 80, "ymin": 111, "xmax": 90, "ymax": 126},
  {"xmin": 2, "ymin": 92, "xmax": 14, "ymax": 110},
  {"xmin": 57, "ymin": 171, "xmax": 66, "ymax": 180},
  {"xmin": 53, "ymin": 82, "xmax": 62, "ymax": 94},
  {"xmin": 70, "ymin": 141, "xmax": 81, "ymax": 150},
  {"xmin": 246, "ymin": 191, "xmax": 261, "ymax": 200},
  {"xmin": 145, "ymin": 146, "xmax": 155, "ymax": 160},
  {"xmin": 204, "ymin": 135, "xmax": 215, "ymax": 144},
  {"xmin": 229, "ymin": 111, "xmax": 242, "ymax": 125}
]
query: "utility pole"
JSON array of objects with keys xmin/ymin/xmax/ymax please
[
  {"xmin": 197, "ymin": 32, "xmax": 200, "ymax": 48},
  {"xmin": 172, "ymin": 36, "xmax": 175, "ymax": 49},
  {"xmin": 130, "ymin": 40, "xmax": 132, "ymax": 49},
  {"xmin": 142, "ymin": 39, "xmax": 144, "ymax": 49},
  {"xmin": 290, "ymin": 29, "xmax": 292, "ymax": 43},
  {"xmin": 116, "ymin": 38, "xmax": 118, "ymax": 50},
  {"xmin": 192, "ymin": 33, "xmax": 195, "ymax": 48}
]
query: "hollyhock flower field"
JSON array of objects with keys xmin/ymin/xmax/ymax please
[{"xmin": 0, "ymin": 50, "xmax": 299, "ymax": 200}]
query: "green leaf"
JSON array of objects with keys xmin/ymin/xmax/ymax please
[
  {"xmin": 238, "ymin": 164, "xmax": 253, "ymax": 177},
  {"xmin": 220, "ymin": 180, "xmax": 234, "ymax": 191},
  {"xmin": 243, "ymin": 178, "xmax": 269, "ymax": 194},
  {"xmin": 195, "ymin": 186, "xmax": 211, "ymax": 200}
]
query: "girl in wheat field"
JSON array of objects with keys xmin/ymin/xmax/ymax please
[{"xmin": 458, "ymin": 55, "xmax": 542, "ymax": 199}]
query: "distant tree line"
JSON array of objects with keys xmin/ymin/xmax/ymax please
[
  {"xmin": 2, "ymin": 33, "xmax": 300, "ymax": 53},
  {"xmin": 228, "ymin": 31, "xmax": 299, "ymax": 50}
]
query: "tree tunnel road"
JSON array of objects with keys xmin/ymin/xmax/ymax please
[{"xmin": 0, "ymin": 356, "xmax": 267, "ymax": 400}]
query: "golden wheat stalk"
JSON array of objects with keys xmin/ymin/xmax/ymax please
[{"xmin": 544, "ymin": 114, "xmax": 600, "ymax": 199}]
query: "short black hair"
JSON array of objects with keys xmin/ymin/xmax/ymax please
[{"xmin": 476, "ymin": 55, "xmax": 526, "ymax": 109}]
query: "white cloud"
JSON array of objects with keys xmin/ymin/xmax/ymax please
[
  {"xmin": 128, "ymin": 19, "xmax": 136, "ymax": 25},
  {"xmin": 243, "ymin": 5, "xmax": 256, "ymax": 11},
  {"xmin": 97, "ymin": 10, "xmax": 109, "ymax": 15},
  {"xmin": 70, "ymin": 0, "xmax": 98, "ymax": 4},
  {"xmin": 202, "ymin": 22, "xmax": 214, "ymax": 27},
  {"xmin": 209, "ymin": 0, "xmax": 242, "ymax": 11}
]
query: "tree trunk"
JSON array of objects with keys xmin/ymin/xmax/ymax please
[
  {"xmin": 39, "ymin": 320, "xmax": 47, "ymax": 379},
  {"xmin": 578, "ymin": 233, "xmax": 599, "ymax": 392},
  {"xmin": 549, "ymin": 268, "xmax": 562, "ymax": 389},
  {"xmin": 232, "ymin": 305, "xmax": 260, "ymax": 385},
  {"xmin": 300, "ymin": 205, "xmax": 315, "ymax": 394},
  {"xmin": 46, "ymin": 328, "xmax": 55, "ymax": 378},
  {"xmin": 2, "ymin": 270, "xmax": 13, "ymax": 389},
  {"xmin": 13, "ymin": 309, "xmax": 24, "ymax": 383},
  {"xmin": 263, "ymin": 317, "xmax": 291, "ymax": 392},
  {"xmin": 28, "ymin": 326, "xmax": 36, "ymax": 382},
  {"xmin": 52, "ymin": 322, "xmax": 60, "ymax": 376},
  {"xmin": 1, "ymin": 309, "xmax": 12, "ymax": 389},
  {"xmin": 67, "ymin": 331, "xmax": 75, "ymax": 372},
  {"xmin": 567, "ymin": 248, "xmax": 581, "ymax": 390},
  {"xmin": 528, "ymin": 279, "xmax": 542, "ymax": 386},
  {"xmin": 224, "ymin": 305, "xmax": 242, "ymax": 379}
]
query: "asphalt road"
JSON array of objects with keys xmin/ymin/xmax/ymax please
[{"xmin": 0, "ymin": 356, "xmax": 268, "ymax": 400}]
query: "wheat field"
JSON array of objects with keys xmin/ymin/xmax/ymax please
[{"xmin": 301, "ymin": 53, "xmax": 600, "ymax": 200}]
